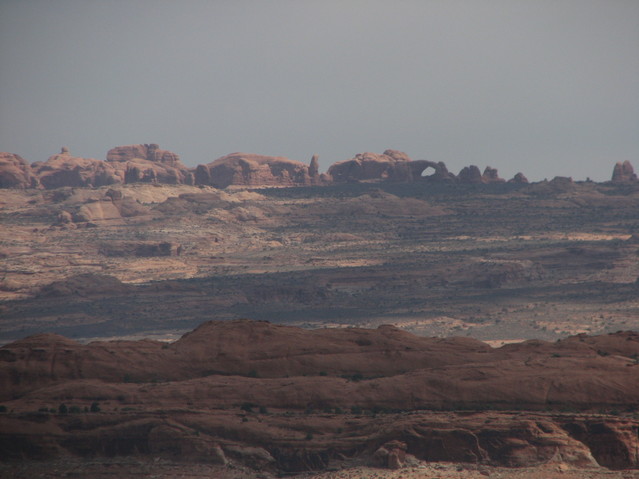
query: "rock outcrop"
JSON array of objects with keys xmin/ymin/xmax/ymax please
[
  {"xmin": 457, "ymin": 165, "xmax": 483, "ymax": 183},
  {"xmin": 611, "ymin": 160, "xmax": 637, "ymax": 183},
  {"xmin": 509, "ymin": 172, "xmax": 529, "ymax": 184},
  {"xmin": 32, "ymin": 148, "xmax": 121, "ymax": 189},
  {"xmin": 2, "ymin": 322, "xmax": 639, "ymax": 473},
  {"xmin": 0, "ymin": 153, "xmax": 38, "ymax": 188},
  {"xmin": 373, "ymin": 440, "xmax": 408, "ymax": 469},
  {"xmin": 328, "ymin": 151, "xmax": 510, "ymax": 185},
  {"xmin": 106, "ymin": 144, "xmax": 193, "ymax": 185},
  {"xmin": 482, "ymin": 166, "xmax": 505, "ymax": 183},
  {"xmin": 328, "ymin": 150, "xmax": 415, "ymax": 183},
  {"xmin": 1, "ymin": 145, "xmax": 192, "ymax": 189},
  {"xmin": 409, "ymin": 159, "xmax": 455, "ymax": 181},
  {"xmin": 195, "ymin": 153, "xmax": 321, "ymax": 188}
]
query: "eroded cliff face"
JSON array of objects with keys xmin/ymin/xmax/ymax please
[
  {"xmin": 327, "ymin": 150, "xmax": 521, "ymax": 185},
  {"xmin": 1, "ymin": 321, "xmax": 639, "ymax": 474},
  {"xmin": 32, "ymin": 148, "xmax": 122, "ymax": 188},
  {"xmin": 194, "ymin": 153, "xmax": 323, "ymax": 188},
  {"xmin": 0, "ymin": 153, "xmax": 39, "ymax": 188},
  {"xmin": 0, "ymin": 144, "xmax": 635, "ymax": 189},
  {"xmin": 106, "ymin": 144, "xmax": 193, "ymax": 185},
  {"xmin": 0, "ymin": 145, "xmax": 192, "ymax": 190}
]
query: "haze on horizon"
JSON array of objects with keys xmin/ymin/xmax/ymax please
[{"xmin": 0, "ymin": 0, "xmax": 637, "ymax": 182}]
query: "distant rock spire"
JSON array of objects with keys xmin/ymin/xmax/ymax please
[{"xmin": 309, "ymin": 154, "xmax": 319, "ymax": 178}]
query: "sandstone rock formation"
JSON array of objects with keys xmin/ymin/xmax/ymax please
[
  {"xmin": 524, "ymin": 176, "xmax": 575, "ymax": 196},
  {"xmin": 457, "ymin": 165, "xmax": 483, "ymax": 183},
  {"xmin": 509, "ymin": 172, "xmax": 529, "ymax": 183},
  {"xmin": 456, "ymin": 165, "xmax": 507, "ymax": 184},
  {"xmin": 328, "ymin": 150, "xmax": 415, "ymax": 183},
  {"xmin": 1, "ymin": 145, "xmax": 193, "ymax": 189},
  {"xmin": 611, "ymin": 160, "xmax": 637, "ymax": 183},
  {"xmin": 0, "ymin": 153, "xmax": 38, "ymax": 188},
  {"xmin": 409, "ymin": 159, "xmax": 455, "ymax": 181},
  {"xmin": 373, "ymin": 440, "xmax": 408, "ymax": 469},
  {"xmin": 195, "ymin": 153, "xmax": 321, "ymax": 188},
  {"xmin": 32, "ymin": 148, "xmax": 121, "ymax": 189},
  {"xmin": 327, "ymin": 151, "xmax": 508, "ymax": 185},
  {"xmin": 482, "ymin": 166, "xmax": 505, "ymax": 183},
  {"xmin": 2, "ymin": 321, "xmax": 639, "ymax": 474},
  {"xmin": 106, "ymin": 144, "xmax": 193, "ymax": 185},
  {"xmin": 4, "ymin": 320, "xmax": 639, "ymax": 409}
]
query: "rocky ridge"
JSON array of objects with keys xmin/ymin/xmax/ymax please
[
  {"xmin": 1, "ymin": 320, "xmax": 639, "ymax": 475},
  {"xmin": 9, "ymin": 144, "xmax": 626, "ymax": 189}
]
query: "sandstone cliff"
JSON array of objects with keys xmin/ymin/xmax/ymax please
[
  {"xmin": 2, "ymin": 321, "xmax": 639, "ymax": 473},
  {"xmin": 32, "ymin": 148, "xmax": 121, "ymax": 188},
  {"xmin": 0, "ymin": 152, "xmax": 38, "ymax": 188},
  {"xmin": 195, "ymin": 153, "xmax": 322, "ymax": 188},
  {"xmin": 105, "ymin": 143, "xmax": 193, "ymax": 185}
]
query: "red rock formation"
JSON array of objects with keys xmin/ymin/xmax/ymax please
[
  {"xmin": 509, "ymin": 172, "xmax": 529, "ymax": 184},
  {"xmin": 410, "ymin": 160, "xmax": 455, "ymax": 181},
  {"xmin": 195, "ymin": 153, "xmax": 319, "ymax": 188},
  {"xmin": 611, "ymin": 160, "xmax": 637, "ymax": 183},
  {"xmin": 32, "ymin": 148, "xmax": 121, "ymax": 189},
  {"xmin": 328, "ymin": 150, "xmax": 414, "ymax": 183},
  {"xmin": 3, "ymin": 321, "xmax": 639, "ymax": 473},
  {"xmin": 482, "ymin": 166, "xmax": 505, "ymax": 183},
  {"xmin": 309, "ymin": 154, "xmax": 320, "ymax": 180},
  {"xmin": 457, "ymin": 165, "xmax": 483, "ymax": 183},
  {"xmin": 106, "ymin": 144, "xmax": 192, "ymax": 185},
  {"xmin": 0, "ymin": 153, "xmax": 38, "ymax": 188},
  {"xmin": 373, "ymin": 440, "xmax": 408, "ymax": 469}
]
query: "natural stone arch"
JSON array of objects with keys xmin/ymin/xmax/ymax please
[{"xmin": 410, "ymin": 160, "xmax": 452, "ymax": 181}]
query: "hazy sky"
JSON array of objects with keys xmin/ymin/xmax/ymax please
[{"xmin": 1, "ymin": 1, "xmax": 637, "ymax": 181}]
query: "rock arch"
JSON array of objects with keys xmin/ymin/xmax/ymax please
[{"xmin": 410, "ymin": 160, "xmax": 453, "ymax": 181}]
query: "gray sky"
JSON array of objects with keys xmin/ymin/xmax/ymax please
[{"xmin": 1, "ymin": 0, "xmax": 637, "ymax": 181}]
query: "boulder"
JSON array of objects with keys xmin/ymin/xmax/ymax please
[
  {"xmin": 0, "ymin": 153, "xmax": 38, "ymax": 188},
  {"xmin": 196, "ymin": 153, "xmax": 318, "ymax": 188},
  {"xmin": 373, "ymin": 440, "xmax": 407, "ymax": 469}
]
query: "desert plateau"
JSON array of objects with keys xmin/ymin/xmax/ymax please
[{"xmin": 2, "ymin": 147, "xmax": 639, "ymax": 478}]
